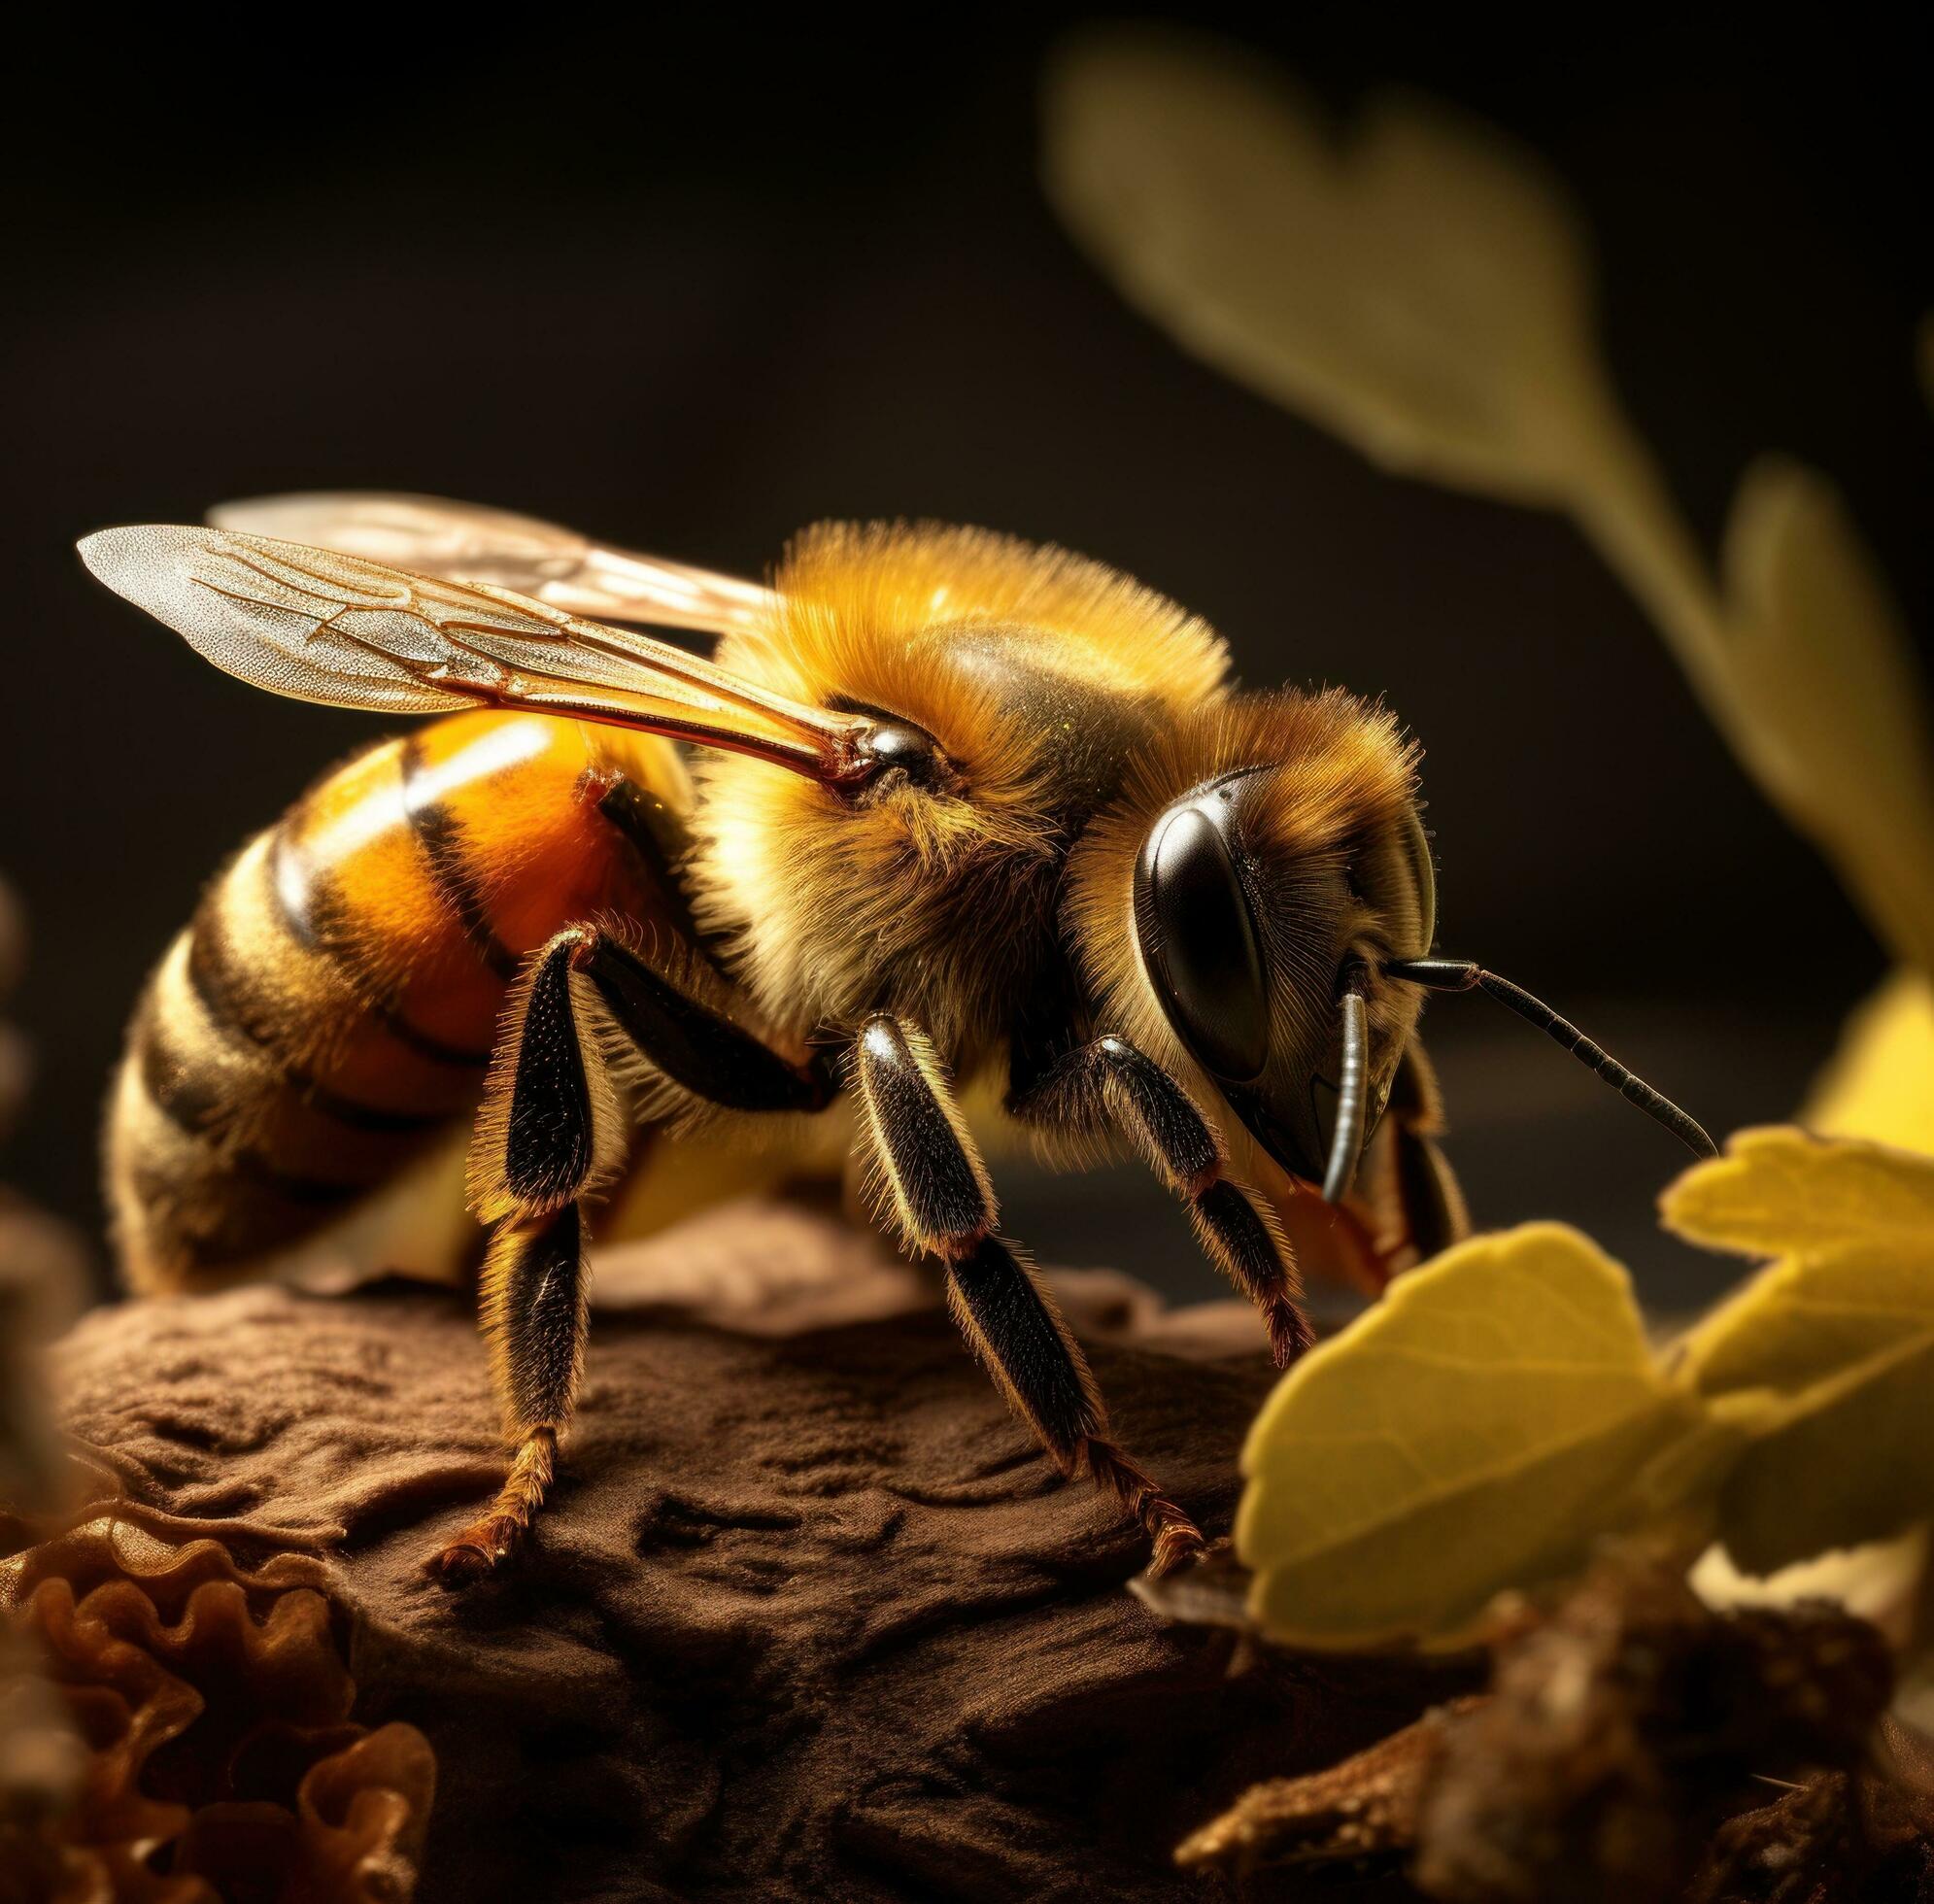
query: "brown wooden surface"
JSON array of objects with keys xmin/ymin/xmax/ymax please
[{"xmin": 39, "ymin": 1198, "xmax": 1457, "ymax": 1902}]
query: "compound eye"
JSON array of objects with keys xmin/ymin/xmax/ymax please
[
  {"xmin": 1138, "ymin": 803, "xmax": 1271, "ymax": 1082},
  {"xmin": 859, "ymin": 717, "xmax": 947, "ymax": 789}
]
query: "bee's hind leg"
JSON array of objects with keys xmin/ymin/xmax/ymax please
[
  {"xmin": 434, "ymin": 1202, "xmax": 589, "ymax": 1583},
  {"xmin": 853, "ymin": 1012, "xmax": 1205, "ymax": 1576},
  {"xmin": 432, "ymin": 922, "xmax": 832, "ymax": 1586},
  {"xmin": 430, "ymin": 930, "xmax": 608, "ymax": 1584}
]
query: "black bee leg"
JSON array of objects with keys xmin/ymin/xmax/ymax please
[
  {"xmin": 854, "ymin": 1013, "xmax": 1205, "ymax": 1575},
  {"xmin": 433, "ymin": 923, "xmax": 831, "ymax": 1586},
  {"xmin": 1009, "ymin": 1036, "xmax": 1313, "ymax": 1367},
  {"xmin": 571, "ymin": 927, "xmax": 834, "ymax": 1116},
  {"xmin": 431, "ymin": 931, "xmax": 611, "ymax": 1584},
  {"xmin": 1385, "ymin": 1041, "xmax": 1469, "ymax": 1264},
  {"xmin": 433, "ymin": 1201, "xmax": 589, "ymax": 1583}
]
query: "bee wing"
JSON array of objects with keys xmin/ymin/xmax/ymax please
[
  {"xmin": 79, "ymin": 525, "xmax": 868, "ymax": 781},
  {"xmin": 205, "ymin": 492, "xmax": 774, "ymax": 635}
]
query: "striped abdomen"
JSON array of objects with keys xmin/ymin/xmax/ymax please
[{"xmin": 110, "ymin": 712, "xmax": 693, "ymax": 1291}]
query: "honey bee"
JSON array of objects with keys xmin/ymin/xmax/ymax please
[{"xmin": 80, "ymin": 495, "xmax": 1713, "ymax": 1583}]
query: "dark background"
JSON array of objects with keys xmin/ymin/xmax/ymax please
[{"xmin": 4, "ymin": 14, "xmax": 1929, "ymax": 1311}]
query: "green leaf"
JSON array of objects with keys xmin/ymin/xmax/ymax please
[
  {"xmin": 1662, "ymin": 1128, "xmax": 1934, "ymax": 1573},
  {"xmin": 1236, "ymin": 1223, "xmax": 1703, "ymax": 1648}
]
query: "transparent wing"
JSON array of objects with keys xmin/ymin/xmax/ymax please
[
  {"xmin": 79, "ymin": 525, "xmax": 867, "ymax": 781},
  {"xmin": 206, "ymin": 492, "xmax": 775, "ymax": 634}
]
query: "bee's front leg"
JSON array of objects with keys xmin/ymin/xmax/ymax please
[
  {"xmin": 1007, "ymin": 1036, "xmax": 1313, "ymax": 1367},
  {"xmin": 853, "ymin": 1012, "xmax": 1205, "ymax": 1576}
]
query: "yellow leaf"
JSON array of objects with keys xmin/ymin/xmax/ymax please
[
  {"xmin": 1666, "ymin": 1128, "xmax": 1934, "ymax": 1329},
  {"xmin": 1716, "ymin": 1342, "xmax": 1934, "ymax": 1576},
  {"xmin": 1236, "ymin": 1223, "xmax": 1702, "ymax": 1648},
  {"xmin": 1041, "ymin": 29, "xmax": 1615, "ymax": 505},
  {"xmin": 1662, "ymin": 1129, "xmax": 1934, "ymax": 1572},
  {"xmin": 1720, "ymin": 459, "xmax": 1934, "ymax": 974},
  {"xmin": 1805, "ymin": 969, "xmax": 1934, "ymax": 1156}
]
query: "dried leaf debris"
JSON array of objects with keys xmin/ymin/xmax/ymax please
[
  {"xmin": 1178, "ymin": 1555, "xmax": 1920, "ymax": 1903},
  {"xmin": 0, "ymin": 1517, "xmax": 435, "ymax": 1904}
]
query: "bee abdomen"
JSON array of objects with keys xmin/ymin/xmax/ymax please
[
  {"xmin": 110, "ymin": 886, "xmax": 475, "ymax": 1291},
  {"xmin": 110, "ymin": 712, "xmax": 692, "ymax": 1291}
]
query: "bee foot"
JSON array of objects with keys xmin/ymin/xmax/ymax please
[
  {"xmin": 426, "ymin": 1515, "xmax": 521, "ymax": 1587},
  {"xmin": 1143, "ymin": 1503, "xmax": 1208, "ymax": 1578},
  {"xmin": 1267, "ymin": 1298, "xmax": 1315, "ymax": 1369}
]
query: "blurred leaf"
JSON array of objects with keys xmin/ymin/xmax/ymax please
[
  {"xmin": 1720, "ymin": 459, "xmax": 1934, "ymax": 974},
  {"xmin": 1042, "ymin": 30, "xmax": 1616, "ymax": 504},
  {"xmin": 1236, "ymin": 1223, "xmax": 1703, "ymax": 1648},
  {"xmin": 1233, "ymin": 1135, "xmax": 1934, "ymax": 1649},
  {"xmin": 1663, "ymin": 1128, "xmax": 1934, "ymax": 1572},
  {"xmin": 1806, "ymin": 969, "xmax": 1934, "ymax": 1154},
  {"xmin": 1043, "ymin": 36, "xmax": 1934, "ymax": 978},
  {"xmin": 1665, "ymin": 1127, "xmax": 1934, "ymax": 1298}
]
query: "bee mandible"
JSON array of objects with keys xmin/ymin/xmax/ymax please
[{"xmin": 80, "ymin": 494, "xmax": 1713, "ymax": 1582}]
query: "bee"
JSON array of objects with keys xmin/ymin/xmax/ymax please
[{"xmin": 80, "ymin": 495, "xmax": 1713, "ymax": 1584}]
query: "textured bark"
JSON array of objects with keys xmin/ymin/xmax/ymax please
[{"xmin": 32, "ymin": 1199, "xmax": 1453, "ymax": 1903}]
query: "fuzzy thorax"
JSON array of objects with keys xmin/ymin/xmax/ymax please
[{"xmin": 688, "ymin": 521, "xmax": 1233, "ymax": 1060}]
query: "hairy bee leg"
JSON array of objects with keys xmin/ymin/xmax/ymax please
[
  {"xmin": 432, "ymin": 930, "xmax": 611, "ymax": 1584},
  {"xmin": 435, "ymin": 1202, "xmax": 587, "ymax": 1583},
  {"xmin": 573, "ymin": 930, "xmax": 832, "ymax": 1115},
  {"xmin": 854, "ymin": 1012, "xmax": 1205, "ymax": 1576},
  {"xmin": 434, "ymin": 924, "xmax": 831, "ymax": 1585},
  {"xmin": 1008, "ymin": 1036, "xmax": 1313, "ymax": 1368},
  {"xmin": 1386, "ymin": 1042, "xmax": 1469, "ymax": 1263}
]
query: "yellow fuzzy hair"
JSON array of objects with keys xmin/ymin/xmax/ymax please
[
  {"xmin": 581, "ymin": 911, "xmax": 833, "ymax": 1173},
  {"xmin": 690, "ymin": 523, "xmax": 1234, "ymax": 1062},
  {"xmin": 728, "ymin": 520, "xmax": 1231, "ymax": 705},
  {"xmin": 1063, "ymin": 689, "xmax": 1429, "ymax": 1183}
]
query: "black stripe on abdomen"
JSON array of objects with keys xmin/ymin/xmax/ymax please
[
  {"xmin": 269, "ymin": 823, "xmax": 492, "ymax": 1071},
  {"xmin": 401, "ymin": 732, "xmax": 520, "ymax": 980},
  {"xmin": 592, "ymin": 772, "xmax": 712, "ymax": 958},
  {"xmin": 180, "ymin": 857, "xmax": 470, "ymax": 1137},
  {"xmin": 186, "ymin": 894, "xmax": 285, "ymax": 1052}
]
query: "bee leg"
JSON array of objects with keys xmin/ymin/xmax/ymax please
[
  {"xmin": 435, "ymin": 1200, "xmax": 590, "ymax": 1582},
  {"xmin": 1385, "ymin": 1041, "xmax": 1470, "ymax": 1263},
  {"xmin": 570, "ymin": 928, "xmax": 833, "ymax": 1115},
  {"xmin": 431, "ymin": 929, "xmax": 617, "ymax": 1584},
  {"xmin": 433, "ymin": 924, "xmax": 831, "ymax": 1585},
  {"xmin": 854, "ymin": 1012, "xmax": 1205, "ymax": 1576},
  {"xmin": 1007, "ymin": 1036, "xmax": 1314, "ymax": 1368}
]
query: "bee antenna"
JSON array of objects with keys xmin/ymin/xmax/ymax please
[
  {"xmin": 1381, "ymin": 957, "xmax": 1717, "ymax": 1159},
  {"xmin": 1322, "ymin": 960, "xmax": 1372, "ymax": 1204}
]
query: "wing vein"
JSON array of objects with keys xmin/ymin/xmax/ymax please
[{"xmin": 82, "ymin": 522, "xmax": 872, "ymax": 785}]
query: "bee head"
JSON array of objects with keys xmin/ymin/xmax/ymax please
[{"xmin": 1070, "ymin": 691, "xmax": 1431, "ymax": 1199}]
